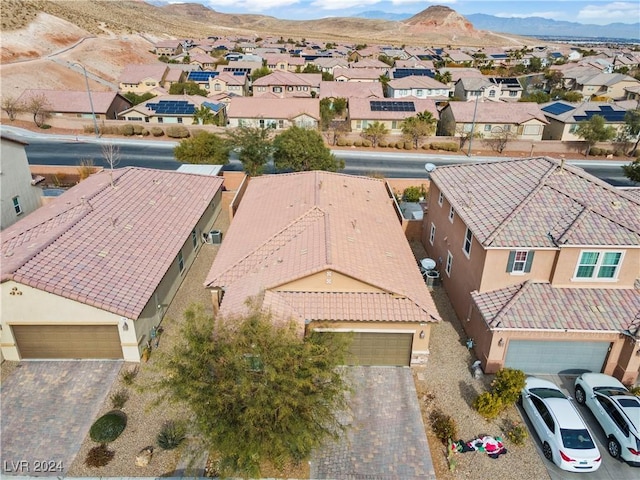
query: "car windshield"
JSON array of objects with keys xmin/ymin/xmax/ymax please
[
  {"xmin": 530, "ymin": 388, "xmax": 566, "ymax": 399},
  {"xmin": 561, "ymin": 429, "xmax": 596, "ymax": 450},
  {"xmin": 594, "ymin": 387, "xmax": 628, "ymax": 396}
]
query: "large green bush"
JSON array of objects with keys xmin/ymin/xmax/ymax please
[
  {"xmin": 89, "ymin": 410, "xmax": 127, "ymax": 443},
  {"xmin": 157, "ymin": 420, "xmax": 186, "ymax": 450},
  {"xmin": 430, "ymin": 142, "xmax": 459, "ymax": 152},
  {"xmin": 474, "ymin": 392, "xmax": 503, "ymax": 419},
  {"xmin": 430, "ymin": 409, "xmax": 458, "ymax": 444},
  {"xmin": 165, "ymin": 125, "xmax": 190, "ymax": 139},
  {"xmin": 491, "ymin": 368, "xmax": 526, "ymax": 405},
  {"xmin": 150, "ymin": 126, "xmax": 164, "ymax": 137}
]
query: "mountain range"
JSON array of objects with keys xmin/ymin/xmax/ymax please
[{"xmin": 356, "ymin": 10, "xmax": 640, "ymax": 40}]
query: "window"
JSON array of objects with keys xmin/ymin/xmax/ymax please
[
  {"xmin": 178, "ymin": 250, "xmax": 184, "ymax": 273},
  {"xmin": 488, "ymin": 89, "xmax": 496, "ymax": 97},
  {"xmin": 448, "ymin": 206, "xmax": 455, "ymax": 223},
  {"xmin": 214, "ymin": 84, "xmax": 222, "ymax": 91},
  {"xmin": 192, "ymin": 229, "xmax": 198, "ymax": 248},
  {"xmin": 523, "ymin": 125, "xmax": 541, "ymax": 135},
  {"xmin": 507, "ymin": 250, "xmax": 534, "ymax": 274},
  {"xmin": 438, "ymin": 191, "xmax": 443, "ymax": 206},
  {"xmin": 484, "ymin": 124, "xmax": 492, "ymax": 132},
  {"xmin": 509, "ymin": 91, "xmax": 518, "ymax": 97},
  {"xmin": 12, "ymin": 196, "xmax": 22, "ymax": 215},
  {"xmin": 157, "ymin": 117, "xmax": 163, "ymax": 124},
  {"xmin": 416, "ymin": 89, "xmax": 423, "ymax": 96},
  {"xmin": 391, "ymin": 120, "xmax": 398, "ymax": 129},
  {"xmin": 278, "ymin": 119, "xmax": 284, "ymax": 129},
  {"xmin": 569, "ymin": 124, "xmax": 579, "ymax": 134},
  {"xmin": 430, "ymin": 223, "xmax": 436, "ymax": 245},
  {"xmin": 273, "ymin": 86, "xmax": 282, "ymax": 93},
  {"xmin": 463, "ymin": 228, "xmax": 472, "ymax": 256},
  {"xmin": 177, "ymin": 117, "xmax": 183, "ymax": 124},
  {"xmin": 445, "ymin": 251, "xmax": 453, "ymax": 276},
  {"xmin": 532, "ymin": 397, "xmax": 555, "ymax": 433},
  {"xmin": 575, "ymin": 251, "xmax": 623, "ymax": 280}
]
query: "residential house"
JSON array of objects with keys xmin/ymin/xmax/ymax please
[
  {"xmin": 438, "ymin": 102, "xmax": 548, "ymax": 141},
  {"xmin": 319, "ymin": 81, "xmax": 384, "ymax": 100},
  {"xmin": 118, "ymin": 94, "xmax": 225, "ymax": 125},
  {"xmin": 394, "ymin": 58, "xmax": 435, "ymax": 70},
  {"xmin": 386, "ymin": 76, "xmax": 451, "ymax": 100},
  {"xmin": 263, "ymin": 54, "xmax": 306, "ymax": 72},
  {"xmin": 0, "ymin": 136, "xmax": 42, "ymax": 230},
  {"xmin": 252, "ymin": 72, "xmax": 321, "ymax": 98},
  {"xmin": 488, "ymin": 77, "xmax": 523, "ymax": 101},
  {"xmin": 439, "ymin": 67, "xmax": 484, "ymax": 83},
  {"xmin": 118, "ymin": 64, "xmax": 170, "ymax": 95},
  {"xmin": 226, "ymin": 97, "xmax": 319, "ymax": 129},
  {"xmin": 348, "ymin": 58, "xmax": 390, "ymax": 70},
  {"xmin": 189, "ymin": 53, "xmax": 217, "ymax": 70},
  {"xmin": 217, "ymin": 61, "xmax": 263, "ymax": 76},
  {"xmin": 204, "ymin": 171, "xmax": 440, "ymax": 366},
  {"xmin": 209, "ymin": 72, "xmax": 249, "ymax": 97},
  {"xmin": 333, "ymin": 67, "xmax": 386, "ymax": 82},
  {"xmin": 453, "ymin": 77, "xmax": 500, "ymax": 102},
  {"xmin": 1, "ymin": 167, "xmax": 224, "ymax": 361},
  {"xmin": 16, "ymin": 89, "xmax": 132, "ymax": 121},
  {"xmin": 422, "ymin": 157, "xmax": 640, "ymax": 384},
  {"xmin": 444, "ymin": 50, "xmax": 474, "ymax": 64},
  {"xmin": 575, "ymin": 73, "xmax": 640, "ymax": 100},
  {"xmin": 625, "ymin": 85, "xmax": 640, "ymax": 101},
  {"xmin": 348, "ymin": 97, "xmax": 439, "ymax": 134},
  {"xmin": 308, "ymin": 57, "xmax": 348, "ymax": 75},
  {"xmin": 153, "ymin": 39, "xmax": 184, "ymax": 56}
]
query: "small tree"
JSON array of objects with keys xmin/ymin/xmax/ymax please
[
  {"xmin": 251, "ymin": 66, "xmax": 271, "ymax": 81},
  {"xmin": 193, "ymin": 105, "xmax": 215, "ymax": 125},
  {"xmin": 622, "ymin": 159, "xmax": 640, "ymax": 183},
  {"xmin": 102, "ymin": 143, "xmax": 121, "ymax": 187},
  {"xmin": 402, "ymin": 111, "xmax": 436, "ymax": 149},
  {"xmin": 226, "ymin": 125, "xmax": 273, "ymax": 176},
  {"xmin": 362, "ymin": 121, "xmax": 388, "ymax": 148},
  {"xmin": 174, "ymin": 131, "xmax": 229, "ymax": 165},
  {"xmin": 273, "ymin": 126, "xmax": 344, "ymax": 172},
  {"xmin": 575, "ymin": 114, "xmax": 616, "ymax": 156},
  {"xmin": 484, "ymin": 127, "xmax": 515, "ymax": 154},
  {"xmin": 1, "ymin": 95, "xmax": 23, "ymax": 121},
  {"xmin": 168, "ymin": 81, "xmax": 208, "ymax": 96},
  {"xmin": 623, "ymin": 109, "xmax": 640, "ymax": 156},
  {"xmin": 25, "ymin": 93, "xmax": 51, "ymax": 128}
]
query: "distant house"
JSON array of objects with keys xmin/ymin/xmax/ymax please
[
  {"xmin": 333, "ymin": 67, "xmax": 386, "ymax": 82},
  {"xmin": 209, "ymin": 72, "xmax": 249, "ymax": 97},
  {"xmin": 118, "ymin": 64, "xmax": 170, "ymax": 95},
  {"xmin": 386, "ymin": 76, "xmax": 450, "ymax": 99},
  {"xmin": 0, "ymin": 136, "xmax": 42, "ymax": 231},
  {"xmin": 263, "ymin": 54, "xmax": 306, "ymax": 72},
  {"xmin": 217, "ymin": 61, "xmax": 262, "ymax": 76},
  {"xmin": 453, "ymin": 77, "xmax": 498, "ymax": 101},
  {"xmin": 541, "ymin": 101, "xmax": 635, "ymax": 141},
  {"xmin": 488, "ymin": 77, "xmax": 523, "ymax": 101},
  {"xmin": 309, "ymin": 58, "xmax": 349, "ymax": 74},
  {"xmin": 348, "ymin": 58, "xmax": 390, "ymax": 69},
  {"xmin": 226, "ymin": 97, "xmax": 319, "ymax": 129},
  {"xmin": 118, "ymin": 94, "xmax": 225, "ymax": 125},
  {"xmin": 348, "ymin": 98, "xmax": 439, "ymax": 134},
  {"xmin": 319, "ymin": 81, "xmax": 383, "ymax": 100},
  {"xmin": 16, "ymin": 89, "xmax": 132, "ymax": 121},
  {"xmin": 1, "ymin": 167, "xmax": 224, "ymax": 362},
  {"xmin": 153, "ymin": 39, "xmax": 184, "ymax": 56},
  {"xmin": 189, "ymin": 53, "xmax": 217, "ymax": 70},
  {"xmin": 252, "ymin": 72, "xmax": 321, "ymax": 98},
  {"xmin": 574, "ymin": 73, "xmax": 640, "ymax": 100}
]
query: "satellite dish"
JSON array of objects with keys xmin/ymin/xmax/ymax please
[{"xmin": 425, "ymin": 163, "xmax": 437, "ymax": 173}]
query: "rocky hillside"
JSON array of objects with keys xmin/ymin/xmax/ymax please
[{"xmin": 404, "ymin": 6, "xmax": 475, "ymax": 33}]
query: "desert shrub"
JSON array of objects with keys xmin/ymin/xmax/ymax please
[
  {"xmin": 157, "ymin": 420, "xmax": 186, "ymax": 450},
  {"xmin": 404, "ymin": 141, "xmax": 413, "ymax": 150},
  {"xmin": 403, "ymin": 185, "xmax": 425, "ymax": 202},
  {"xmin": 430, "ymin": 142, "xmax": 459, "ymax": 152},
  {"xmin": 165, "ymin": 125, "xmax": 190, "ymax": 138},
  {"xmin": 491, "ymin": 368, "xmax": 526, "ymax": 405},
  {"xmin": 505, "ymin": 419, "xmax": 528, "ymax": 446},
  {"xmin": 40, "ymin": 124, "xmax": 51, "ymax": 129},
  {"xmin": 344, "ymin": 139, "xmax": 353, "ymax": 147},
  {"xmin": 150, "ymin": 127, "xmax": 164, "ymax": 137},
  {"xmin": 362, "ymin": 139, "xmax": 372, "ymax": 147},
  {"xmin": 141, "ymin": 128, "xmax": 150, "ymax": 136},
  {"xmin": 605, "ymin": 149, "xmax": 613, "ymax": 156},
  {"xmin": 430, "ymin": 409, "xmax": 457, "ymax": 444},
  {"xmin": 336, "ymin": 137, "xmax": 347, "ymax": 146},
  {"xmin": 120, "ymin": 124, "xmax": 135, "ymax": 136},
  {"xmin": 110, "ymin": 389, "xmax": 129, "ymax": 409},
  {"xmin": 83, "ymin": 125, "xmax": 95, "ymax": 133},
  {"xmin": 132, "ymin": 124, "xmax": 144, "ymax": 135},
  {"xmin": 474, "ymin": 392, "xmax": 503, "ymax": 419},
  {"xmin": 378, "ymin": 140, "xmax": 387, "ymax": 148},
  {"xmin": 422, "ymin": 144, "xmax": 431, "ymax": 150},
  {"xmin": 589, "ymin": 147, "xmax": 603, "ymax": 156},
  {"xmin": 353, "ymin": 139, "xmax": 363, "ymax": 147},
  {"xmin": 89, "ymin": 410, "xmax": 127, "ymax": 443},
  {"xmin": 613, "ymin": 149, "xmax": 624, "ymax": 157},
  {"xmin": 121, "ymin": 365, "xmax": 139, "ymax": 385},
  {"xmin": 85, "ymin": 444, "xmax": 114, "ymax": 468},
  {"xmin": 395, "ymin": 142, "xmax": 403, "ymax": 149},
  {"xmin": 628, "ymin": 385, "xmax": 640, "ymax": 396}
]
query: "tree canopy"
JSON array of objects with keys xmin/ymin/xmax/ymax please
[
  {"xmin": 173, "ymin": 131, "xmax": 229, "ymax": 165},
  {"xmin": 273, "ymin": 126, "xmax": 344, "ymax": 172},
  {"xmin": 623, "ymin": 109, "xmax": 640, "ymax": 156},
  {"xmin": 362, "ymin": 121, "xmax": 389, "ymax": 147},
  {"xmin": 622, "ymin": 159, "xmax": 640, "ymax": 183},
  {"xmin": 152, "ymin": 304, "xmax": 351, "ymax": 477},
  {"xmin": 402, "ymin": 111, "xmax": 436, "ymax": 148},
  {"xmin": 168, "ymin": 81, "xmax": 208, "ymax": 96},
  {"xmin": 226, "ymin": 126, "xmax": 273, "ymax": 176},
  {"xmin": 251, "ymin": 66, "xmax": 271, "ymax": 81},
  {"xmin": 575, "ymin": 114, "xmax": 616, "ymax": 155}
]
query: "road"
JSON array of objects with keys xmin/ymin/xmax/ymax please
[{"xmin": 1, "ymin": 126, "xmax": 634, "ymax": 186}]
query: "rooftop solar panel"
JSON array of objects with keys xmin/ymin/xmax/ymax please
[
  {"xmin": 187, "ymin": 71, "xmax": 218, "ymax": 81},
  {"xmin": 370, "ymin": 100, "xmax": 416, "ymax": 112},
  {"xmin": 392, "ymin": 68, "xmax": 435, "ymax": 79},
  {"xmin": 542, "ymin": 102, "xmax": 575, "ymax": 116}
]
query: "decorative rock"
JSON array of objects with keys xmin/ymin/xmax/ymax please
[{"xmin": 135, "ymin": 446, "xmax": 154, "ymax": 467}]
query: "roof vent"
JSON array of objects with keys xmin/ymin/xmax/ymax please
[{"xmin": 611, "ymin": 200, "xmax": 622, "ymax": 209}]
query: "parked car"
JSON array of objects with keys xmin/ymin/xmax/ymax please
[
  {"xmin": 521, "ymin": 377, "xmax": 601, "ymax": 472},
  {"xmin": 574, "ymin": 373, "xmax": 640, "ymax": 466}
]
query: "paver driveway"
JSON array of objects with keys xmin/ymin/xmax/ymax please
[
  {"xmin": 1, "ymin": 361, "xmax": 121, "ymax": 476},
  {"xmin": 311, "ymin": 366, "xmax": 435, "ymax": 479}
]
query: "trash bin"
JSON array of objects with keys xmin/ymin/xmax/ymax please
[{"xmin": 209, "ymin": 230, "xmax": 222, "ymax": 244}]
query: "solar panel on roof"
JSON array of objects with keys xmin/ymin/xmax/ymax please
[
  {"xmin": 148, "ymin": 100, "xmax": 195, "ymax": 115},
  {"xmin": 370, "ymin": 101, "xmax": 416, "ymax": 112},
  {"xmin": 599, "ymin": 105, "xmax": 614, "ymax": 111},
  {"xmin": 542, "ymin": 102, "xmax": 575, "ymax": 116},
  {"xmin": 575, "ymin": 108, "xmax": 627, "ymax": 122},
  {"xmin": 392, "ymin": 68, "xmax": 435, "ymax": 79}
]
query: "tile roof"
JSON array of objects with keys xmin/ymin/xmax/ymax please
[
  {"xmin": 333, "ymin": 67, "xmax": 387, "ymax": 80},
  {"xmin": 16, "ymin": 90, "xmax": 126, "ymax": 114},
  {"xmin": 388, "ymin": 76, "xmax": 449, "ymax": 90},
  {"xmin": 205, "ymin": 171, "xmax": 440, "ymax": 324},
  {"xmin": 227, "ymin": 97, "xmax": 319, "ymax": 120},
  {"xmin": 431, "ymin": 157, "xmax": 640, "ymax": 248},
  {"xmin": 472, "ymin": 281, "xmax": 640, "ymax": 332},
  {"xmin": 252, "ymin": 72, "xmax": 321, "ymax": 87},
  {"xmin": 2, "ymin": 168, "xmax": 223, "ymax": 319},
  {"xmin": 540, "ymin": 100, "xmax": 630, "ymax": 123},
  {"xmin": 348, "ymin": 97, "xmax": 439, "ymax": 120},
  {"xmin": 444, "ymin": 101, "xmax": 548, "ymax": 124},
  {"xmin": 319, "ymin": 81, "xmax": 384, "ymax": 99},
  {"xmin": 118, "ymin": 64, "xmax": 168, "ymax": 83}
]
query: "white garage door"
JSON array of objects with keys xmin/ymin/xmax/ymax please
[{"xmin": 504, "ymin": 340, "xmax": 610, "ymax": 374}]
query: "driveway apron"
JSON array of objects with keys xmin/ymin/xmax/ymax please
[
  {"xmin": 1, "ymin": 361, "xmax": 121, "ymax": 476},
  {"xmin": 311, "ymin": 366, "xmax": 435, "ymax": 479}
]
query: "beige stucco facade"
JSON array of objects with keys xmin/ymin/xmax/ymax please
[{"xmin": 228, "ymin": 113, "xmax": 318, "ymax": 129}]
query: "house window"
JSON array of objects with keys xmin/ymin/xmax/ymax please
[
  {"xmin": 356, "ymin": 120, "xmax": 362, "ymax": 129},
  {"xmin": 445, "ymin": 251, "xmax": 453, "ymax": 276},
  {"xmin": 278, "ymin": 119, "xmax": 284, "ymax": 129},
  {"xmin": 488, "ymin": 90, "xmax": 496, "ymax": 97},
  {"xmin": 158, "ymin": 117, "xmax": 163, "ymax": 123},
  {"xmin": 259, "ymin": 119, "xmax": 265, "ymax": 128},
  {"xmin": 430, "ymin": 223, "xmax": 436, "ymax": 245},
  {"xmin": 448, "ymin": 206, "xmax": 455, "ymax": 223},
  {"xmin": 177, "ymin": 117, "xmax": 183, "ymax": 123},
  {"xmin": 574, "ymin": 251, "xmax": 623, "ymax": 280},
  {"xmin": 12, "ymin": 196, "xmax": 22, "ymax": 215},
  {"xmin": 523, "ymin": 125, "xmax": 541, "ymax": 135},
  {"xmin": 484, "ymin": 124, "xmax": 492, "ymax": 132},
  {"xmin": 509, "ymin": 91, "xmax": 518, "ymax": 97},
  {"xmin": 506, "ymin": 250, "xmax": 534, "ymax": 274},
  {"xmin": 273, "ymin": 87, "xmax": 282, "ymax": 93},
  {"xmin": 177, "ymin": 250, "xmax": 184, "ymax": 273},
  {"xmin": 214, "ymin": 84, "xmax": 222, "ymax": 91},
  {"xmin": 569, "ymin": 124, "xmax": 579, "ymax": 134},
  {"xmin": 416, "ymin": 89, "xmax": 423, "ymax": 96},
  {"xmin": 391, "ymin": 120, "xmax": 398, "ymax": 129},
  {"xmin": 463, "ymin": 228, "xmax": 472, "ymax": 256},
  {"xmin": 192, "ymin": 229, "xmax": 198, "ymax": 248},
  {"xmin": 438, "ymin": 191, "xmax": 443, "ymax": 206}
]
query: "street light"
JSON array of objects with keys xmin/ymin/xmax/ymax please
[
  {"xmin": 72, "ymin": 62, "xmax": 99, "ymax": 137},
  {"xmin": 466, "ymin": 88, "xmax": 484, "ymax": 157}
]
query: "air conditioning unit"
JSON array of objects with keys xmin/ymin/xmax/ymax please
[{"xmin": 208, "ymin": 230, "xmax": 222, "ymax": 244}]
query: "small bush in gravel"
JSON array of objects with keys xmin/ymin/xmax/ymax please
[
  {"xmin": 430, "ymin": 409, "xmax": 457, "ymax": 444},
  {"xmin": 85, "ymin": 444, "xmax": 115, "ymax": 468},
  {"xmin": 165, "ymin": 125, "xmax": 190, "ymax": 138},
  {"xmin": 491, "ymin": 368, "xmax": 526, "ymax": 405},
  {"xmin": 120, "ymin": 124, "xmax": 135, "ymax": 136},
  {"xmin": 430, "ymin": 142, "xmax": 459, "ymax": 152},
  {"xmin": 505, "ymin": 419, "xmax": 528, "ymax": 446},
  {"xmin": 121, "ymin": 366, "xmax": 139, "ymax": 385},
  {"xmin": 110, "ymin": 389, "xmax": 129, "ymax": 409},
  {"xmin": 157, "ymin": 420, "xmax": 186, "ymax": 450},
  {"xmin": 150, "ymin": 127, "xmax": 164, "ymax": 137},
  {"xmin": 89, "ymin": 410, "xmax": 127, "ymax": 443},
  {"xmin": 378, "ymin": 140, "xmax": 388, "ymax": 148},
  {"xmin": 132, "ymin": 124, "xmax": 145, "ymax": 135},
  {"xmin": 474, "ymin": 392, "xmax": 503, "ymax": 419}
]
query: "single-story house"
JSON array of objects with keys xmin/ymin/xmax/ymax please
[
  {"xmin": 16, "ymin": 89, "xmax": 132, "ymax": 121},
  {"xmin": 348, "ymin": 97, "xmax": 439, "ymax": 134},
  {"xmin": 541, "ymin": 101, "xmax": 635, "ymax": 141},
  {"xmin": 226, "ymin": 97, "xmax": 319, "ymax": 129},
  {"xmin": 319, "ymin": 81, "xmax": 384, "ymax": 100},
  {"xmin": 118, "ymin": 94, "xmax": 225, "ymax": 125}
]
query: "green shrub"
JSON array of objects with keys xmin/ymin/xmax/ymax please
[
  {"xmin": 395, "ymin": 142, "xmax": 403, "ymax": 149},
  {"xmin": 492, "ymin": 368, "xmax": 526, "ymax": 405},
  {"xmin": 141, "ymin": 128, "xmax": 150, "ymax": 136},
  {"xmin": 378, "ymin": 140, "xmax": 387, "ymax": 148},
  {"xmin": 430, "ymin": 409, "xmax": 457, "ymax": 444},
  {"xmin": 110, "ymin": 389, "xmax": 129, "ymax": 409},
  {"xmin": 505, "ymin": 420, "xmax": 528, "ymax": 446},
  {"xmin": 628, "ymin": 385, "xmax": 640, "ymax": 396},
  {"xmin": 474, "ymin": 392, "xmax": 503, "ymax": 419},
  {"xmin": 85, "ymin": 444, "xmax": 115, "ymax": 468},
  {"xmin": 404, "ymin": 141, "xmax": 413, "ymax": 150},
  {"xmin": 150, "ymin": 127, "xmax": 164, "ymax": 137},
  {"xmin": 132, "ymin": 124, "xmax": 144, "ymax": 135},
  {"xmin": 353, "ymin": 139, "xmax": 363, "ymax": 147},
  {"xmin": 120, "ymin": 124, "xmax": 135, "ymax": 136},
  {"xmin": 165, "ymin": 125, "xmax": 190, "ymax": 138},
  {"xmin": 589, "ymin": 147, "xmax": 603, "ymax": 156},
  {"xmin": 89, "ymin": 410, "xmax": 127, "ymax": 443},
  {"xmin": 430, "ymin": 142, "xmax": 459, "ymax": 152},
  {"xmin": 403, "ymin": 185, "xmax": 425, "ymax": 202},
  {"xmin": 40, "ymin": 124, "xmax": 52, "ymax": 129},
  {"xmin": 362, "ymin": 139, "xmax": 372, "ymax": 147},
  {"xmin": 120, "ymin": 366, "xmax": 139, "ymax": 385},
  {"xmin": 336, "ymin": 137, "xmax": 347, "ymax": 147},
  {"xmin": 157, "ymin": 420, "xmax": 186, "ymax": 450}
]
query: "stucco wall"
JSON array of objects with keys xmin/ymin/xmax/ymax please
[
  {"xmin": 551, "ymin": 246, "xmax": 639, "ymax": 288},
  {"xmin": 479, "ymin": 248, "xmax": 558, "ymax": 292}
]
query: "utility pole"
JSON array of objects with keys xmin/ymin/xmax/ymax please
[{"xmin": 73, "ymin": 62, "xmax": 99, "ymax": 138}]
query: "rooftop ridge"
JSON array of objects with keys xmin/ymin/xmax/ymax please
[{"xmin": 487, "ymin": 281, "xmax": 531, "ymax": 327}]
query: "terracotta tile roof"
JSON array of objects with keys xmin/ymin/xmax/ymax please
[
  {"xmin": 252, "ymin": 72, "xmax": 321, "ymax": 87},
  {"xmin": 348, "ymin": 97, "xmax": 439, "ymax": 120},
  {"xmin": 205, "ymin": 171, "xmax": 440, "ymax": 323},
  {"xmin": 118, "ymin": 64, "xmax": 168, "ymax": 83},
  {"xmin": 388, "ymin": 76, "xmax": 449, "ymax": 90},
  {"xmin": 440, "ymin": 67, "xmax": 485, "ymax": 81},
  {"xmin": 444, "ymin": 101, "xmax": 548, "ymax": 124},
  {"xmin": 472, "ymin": 282, "xmax": 640, "ymax": 332},
  {"xmin": 2, "ymin": 168, "xmax": 223, "ymax": 319},
  {"xmin": 214, "ymin": 72, "xmax": 247, "ymax": 86},
  {"xmin": 348, "ymin": 59, "xmax": 390, "ymax": 69},
  {"xmin": 333, "ymin": 67, "xmax": 387, "ymax": 81},
  {"xmin": 541, "ymin": 100, "xmax": 630, "ymax": 123},
  {"xmin": 430, "ymin": 157, "xmax": 640, "ymax": 248},
  {"xmin": 227, "ymin": 97, "xmax": 319, "ymax": 120},
  {"xmin": 319, "ymin": 81, "xmax": 384, "ymax": 99},
  {"xmin": 16, "ymin": 90, "xmax": 127, "ymax": 114}
]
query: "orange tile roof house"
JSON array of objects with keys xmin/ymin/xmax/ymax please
[
  {"xmin": 319, "ymin": 81, "xmax": 384, "ymax": 100},
  {"xmin": 118, "ymin": 94, "xmax": 225, "ymax": 125},
  {"xmin": 252, "ymin": 72, "xmax": 321, "ymax": 98},
  {"xmin": 118, "ymin": 64, "xmax": 170, "ymax": 95},
  {"xmin": 348, "ymin": 97, "xmax": 439, "ymax": 134},
  {"xmin": 226, "ymin": 97, "xmax": 319, "ymax": 129},
  {"xmin": 16, "ymin": 89, "xmax": 132, "ymax": 121},
  {"xmin": 205, "ymin": 171, "xmax": 440, "ymax": 366},
  {"xmin": 423, "ymin": 157, "xmax": 640, "ymax": 384},
  {"xmin": 1, "ymin": 167, "xmax": 224, "ymax": 362},
  {"xmin": 333, "ymin": 67, "xmax": 387, "ymax": 82},
  {"xmin": 386, "ymin": 76, "xmax": 451, "ymax": 99}
]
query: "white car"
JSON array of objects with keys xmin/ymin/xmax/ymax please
[
  {"xmin": 574, "ymin": 373, "xmax": 640, "ymax": 466},
  {"xmin": 521, "ymin": 377, "xmax": 601, "ymax": 472}
]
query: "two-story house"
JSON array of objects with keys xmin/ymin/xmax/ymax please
[
  {"xmin": 541, "ymin": 101, "xmax": 635, "ymax": 141},
  {"xmin": 423, "ymin": 157, "xmax": 640, "ymax": 384},
  {"xmin": 118, "ymin": 64, "xmax": 170, "ymax": 95},
  {"xmin": 386, "ymin": 76, "xmax": 451, "ymax": 100},
  {"xmin": 252, "ymin": 72, "xmax": 321, "ymax": 98}
]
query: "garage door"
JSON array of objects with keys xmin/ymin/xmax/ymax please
[
  {"xmin": 12, "ymin": 325, "xmax": 123, "ymax": 359},
  {"xmin": 504, "ymin": 340, "xmax": 609, "ymax": 374},
  {"xmin": 344, "ymin": 332, "xmax": 413, "ymax": 366}
]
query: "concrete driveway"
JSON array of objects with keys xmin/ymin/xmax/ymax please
[
  {"xmin": 1, "ymin": 361, "xmax": 121, "ymax": 476},
  {"xmin": 311, "ymin": 366, "xmax": 435, "ymax": 479},
  {"xmin": 518, "ymin": 374, "xmax": 638, "ymax": 480}
]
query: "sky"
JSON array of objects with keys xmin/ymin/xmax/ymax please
[{"xmin": 154, "ymin": 0, "xmax": 640, "ymax": 25}]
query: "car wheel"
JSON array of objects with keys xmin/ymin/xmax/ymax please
[
  {"xmin": 542, "ymin": 442, "xmax": 553, "ymax": 461},
  {"xmin": 574, "ymin": 385, "xmax": 586, "ymax": 405},
  {"xmin": 608, "ymin": 437, "xmax": 621, "ymax": 459}
]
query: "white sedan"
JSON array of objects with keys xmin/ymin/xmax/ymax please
[
  {"xmin": 521, "ymin": 377, "xmax": 601, "ymax": 472},
  {"xmin": 574, "ymin": 373, "xmax": 640, "ymax": 466}
]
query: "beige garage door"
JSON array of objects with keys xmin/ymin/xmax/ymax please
[
  {"xmin": 346, "ymin": 332, "xmax": 413, "ymax": 366},
  {"xmin": 12, "ymin": 325, "xmax": 123, "ymax": 359}
]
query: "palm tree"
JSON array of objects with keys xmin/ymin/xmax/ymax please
[
  {"xmin": 193, "ymin": 105, "xmax": 215, "ymax": 125},
  {"xmin": 402, "ymin": 111, "xmax": 436, "ymax": 149},
  {"xmin": 362, "ymin": 121, "xmax": 389, "ymax": 148}
]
